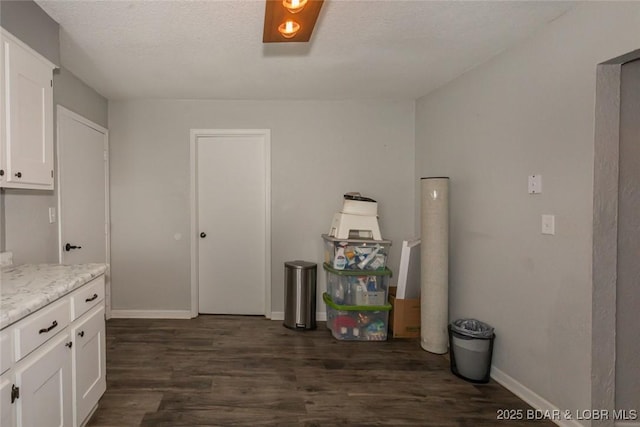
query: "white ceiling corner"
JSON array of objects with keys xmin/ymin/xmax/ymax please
[{"xmin": 36, "ymin": 0, "xmax": 578, "ymax": 101}]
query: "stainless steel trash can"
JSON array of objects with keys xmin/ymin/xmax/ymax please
[{"xmin": 284, "ymin": 261, "xmax": 317, "ymax": 330}]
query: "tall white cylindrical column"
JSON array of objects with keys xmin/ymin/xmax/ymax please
[{"xmin": 420, "ymin": 177, "xmax": 449, "ymax": 354}]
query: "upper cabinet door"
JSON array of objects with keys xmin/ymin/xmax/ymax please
[{"xmin": 1, "ymin": 30, "xmax": 55, "ymax": 190}]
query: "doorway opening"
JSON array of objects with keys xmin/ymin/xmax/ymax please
[{"xmin": 591, "ymin": 49, "xmax": 640, "ymax": 422}]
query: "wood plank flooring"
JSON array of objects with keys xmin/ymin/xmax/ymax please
[{"xmin": 88, "ymin": 316, "xmax": 554, "ymax": 427}]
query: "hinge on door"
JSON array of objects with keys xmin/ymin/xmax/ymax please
[
  {"xmin": 104, "ymin": 150, "xmax": 108, "ymax": 161},
  {"xmin": 51, "ymin": 80, "xmax": 53, "ymax": 87},
  {"xmin": 51, "ymin": 170, "xmax": 54, "ymax": 178},
  {"xmin": 11, "ymin": 384, "xmax": 19, "ymax": 403}
]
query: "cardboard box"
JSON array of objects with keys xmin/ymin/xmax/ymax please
[{"xmin": 389, "ymin": 286, "xmax": 421, "ymax": 338}]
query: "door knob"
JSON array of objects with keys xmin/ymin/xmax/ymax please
[
  {"xmin": 200, "ymin": 232, "xmax": 207, "ymax": 238},
  {"xmin": 64, "ymin": 243, "xmax": 82, "ymax": 251}
]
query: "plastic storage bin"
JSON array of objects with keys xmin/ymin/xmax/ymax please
[
  {"xmin": 323, "ymin": 293, "xmax": 391, "ymax": 341},
  {"xmin": 324, "ymin": 263, "xmax": 391, "ymax": 306},
  {"xmin": 322, "ymin": 234, "xmax": 391, "ymax": 271}
]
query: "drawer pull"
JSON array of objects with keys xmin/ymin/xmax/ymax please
[
  {"xmin": 78, "ymin": 331, "xmax": 85, "ymax": 337},
  {"xmin": 65, "ymin": 341, "xmax": 73, "ymax": 348},
  {"xmin": 85, "ymin": 293, "xmax": 99, "ymax": 302},
  {"xmin": 38, "ymin": 320, "xmax": 58, "ymax": 334}
]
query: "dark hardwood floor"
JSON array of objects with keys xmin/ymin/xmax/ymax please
[{"xmin": 88, "ymin": 316, "xmax": 554, "ymax": 427}]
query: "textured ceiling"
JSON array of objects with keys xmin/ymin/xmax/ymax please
[{"xmin": 36, "ymin": 0, "xmax": 577, "ymax": 100}]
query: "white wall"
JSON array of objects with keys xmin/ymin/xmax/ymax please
[
  {"xmin": 54, "ymin": 67, "xmax": 108, "ymax": 129},
  {"xmin": 108, "ymin": 99, "xmax": 415, "ymax": 313},
  {"xmin": 0, "ymin": 0, "xmax": 59, "ymax": 65},
  {"xmin": 415, "ymin": 2, "xmax": 639, "ymax": 422},
  {"xmin": 3, "ymin": 190, "xmax": 58, "ymax": 263}
]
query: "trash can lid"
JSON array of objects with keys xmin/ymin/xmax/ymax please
[
  {"xmin": 285, "ymin": 260, "xmax": 317, "ymax": 269},
  {"xmin": 450, "ymin": 318, "xmax": 494, "ymax": 338}
]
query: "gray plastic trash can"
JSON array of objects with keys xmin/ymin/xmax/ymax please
[
  {"xmin": 283, "ymin": 261, "xmax": 317, "ymax": 330},
  {"xmin": 448, "ymin": 319, "xmax": 495, "ymax": 383}
]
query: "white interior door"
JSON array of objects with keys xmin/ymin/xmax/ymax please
[
  {"xmin": 197, "ymin": 131, "xmax": 269, "ymax": 315},
  {"xmin": 57, "ymin": 107, "xmax": 109, "ymax": 309}
]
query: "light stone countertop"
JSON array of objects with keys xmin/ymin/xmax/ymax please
[{"xmin": 0, "ymin": 263, "xmax": 108, "ymax": 330}]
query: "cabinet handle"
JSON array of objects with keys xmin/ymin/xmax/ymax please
[
  {"xmin": 65, "ymin": 341, "xmax": 73, "ymax": 348},
  {"xmin": 38, "ymin": 320, "xmax": 58, "ymax": 334},
  {"xmin": 85, "ymin": 293, "xmax": 98, "ymax": 302},
  {"xmin": 15, "ymin": 172, "xmax": 22, "ymax": 178},
  {"xmin": 78, "ymin": 331, "xmax": 85, "ymax": 337},
  {"xmin": 0, "ymin": 169, "xmax": 4, "ymax": 176}
]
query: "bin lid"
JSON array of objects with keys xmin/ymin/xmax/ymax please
[
  {"xmin": 321, "ymin": 234, "xmax": 392, "ymax": 245},
  {"xmin": 450, "ymin": 318, "xmax": 494, "ymax": 338},
  {"xmin": 285, "ymin": 260, "xmax": 317, "ymax": 270},
  {"xmin": 322, "ymin": 292, "xmax": 391, "ymax": 312},
  {"xmin": 323, "ymin": 263, "xmax": 392, "ymax": 277}
]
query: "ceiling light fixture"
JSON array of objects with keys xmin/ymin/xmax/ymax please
[
  {"xmin": 263, "ymin": 0, "xmax": 324, "ymax": 43},
  {"xmin": 278, "ymin": 19, "xmax": 300, "ymax": 39},
  {"xmin": 282, "ymin": 0, "xmax": 308, "ymax": 13}
]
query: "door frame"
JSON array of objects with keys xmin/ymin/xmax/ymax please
[
  {"xmin": 189, "ymin": 129, "xmax": 271, "ymax": 318},
  {"xmin": 591, "ymin": 49, "xmax": 640, "ymax": 425},
  {"xmin": 56, "ymin": 105, "xmax": 111, "ymax": 317}
]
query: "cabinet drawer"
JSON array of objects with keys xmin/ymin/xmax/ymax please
[
  {"xmin": 0, "ymin": 329, "xmax": 12, "ymax": 374},
  {"xmin": 14, "ymin": 298, "xmax": 70, "ymax": 361},
  {"xmin": 70, "ymin": 275, "xmax": 105, "ymax": 321}
]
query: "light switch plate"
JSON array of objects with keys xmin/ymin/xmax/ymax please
[{"xmin": 542, "ymin": 214, "xmax": 555, "ymax": 235}]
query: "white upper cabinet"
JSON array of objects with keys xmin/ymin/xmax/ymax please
[{"xmin": 1, "ymin": 29, "xmax": 56, "ymax": 190}]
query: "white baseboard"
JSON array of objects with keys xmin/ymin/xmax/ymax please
[
  {"xmin": 269, "ymin": 311, "xmax": 327, "ymax": 321},
  {"xmin": 491, "ymin": 367, "xmax": 584, "ymax": 427},
  {"xmin": 110, "ymin": 310, "xmax": 326, "ymax": 321},
  {"xmin": 109, "ymin": 310, "xmax": 193, "ymax": 319}
]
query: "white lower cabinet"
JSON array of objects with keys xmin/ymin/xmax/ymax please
[
  {"xmin": 14, "ymin": 332, "xmax": 73, "ymax": 427},
  {"xmin": 1, "ymin": 275, "xmax": 106, "ymax": 427},
  {"xmin": 72, "ymin": 306, "xmax": 106, "ymax": 426}
]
